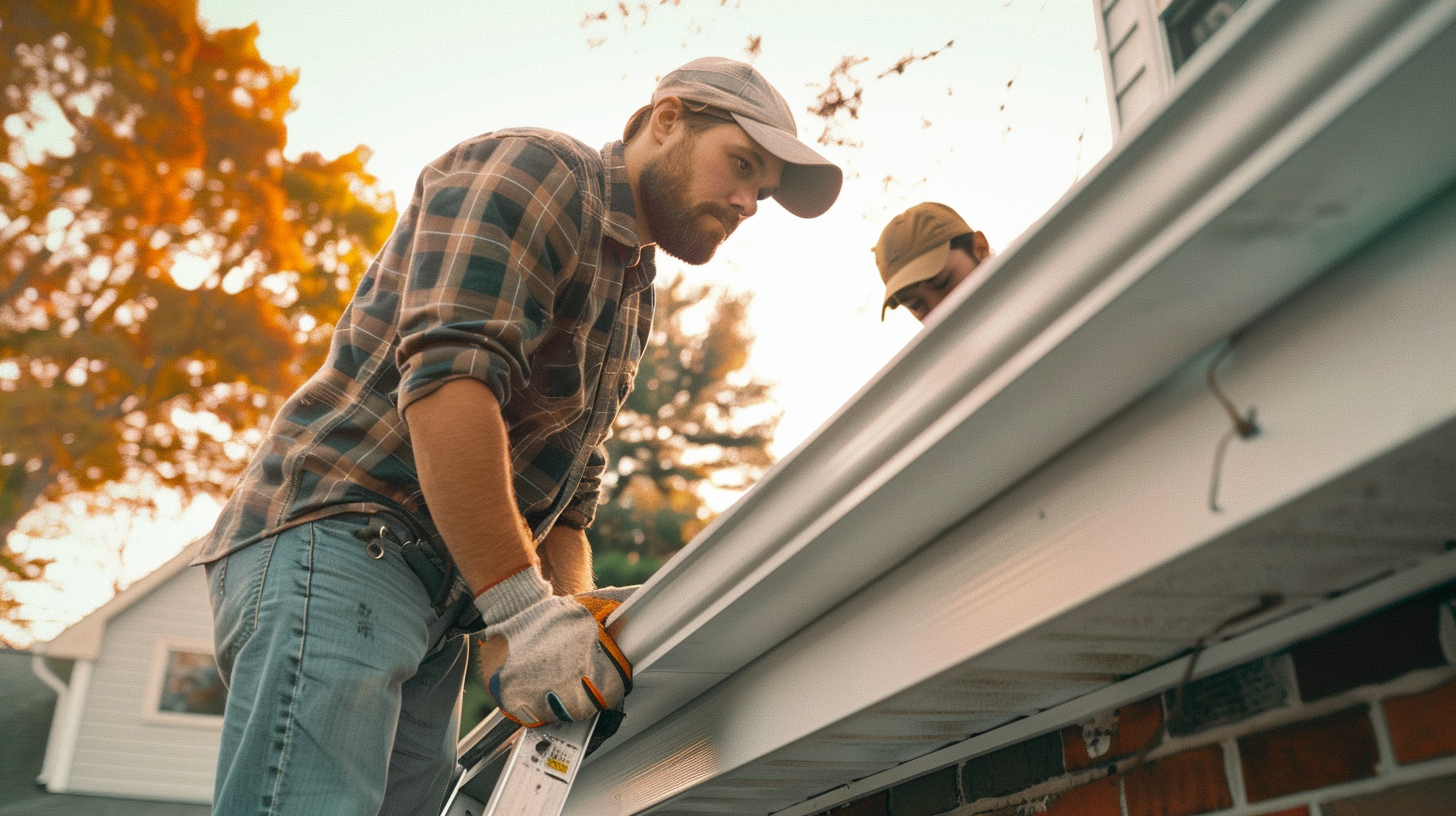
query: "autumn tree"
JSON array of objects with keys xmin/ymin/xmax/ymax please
[
  {"xmin": 0, "ymin": 2, "xmax": 395, "ymax": 604},
  {"xmin": 589, "ymin": 273, "xmax": 779, "ymax": 586}
]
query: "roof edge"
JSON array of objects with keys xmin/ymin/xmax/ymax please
[{"xmin": 37, "ymin": 540, "xmax": 204, "ymax": 661}]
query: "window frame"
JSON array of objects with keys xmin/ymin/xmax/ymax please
[
  {"xmin": 1162, "ymin": 0, "xmax": 1251, "ymax": 69},
  {"xmin": 141, "ymin": 638, "xmax": 227, "ymax": 728}
]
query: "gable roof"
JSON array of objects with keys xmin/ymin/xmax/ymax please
[{"xmin": 35, "ymin": 541, "xmax": 203, "ymax": 662}]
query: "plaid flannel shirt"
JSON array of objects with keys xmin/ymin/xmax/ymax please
[{"xmin": 196, "ymin": 129, "xmax": 655, "ymax": 565}]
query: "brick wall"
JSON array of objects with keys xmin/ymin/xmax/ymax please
[{"xmin": 820, "ymin": 584, "xmax": 1456, "ymax": 816}]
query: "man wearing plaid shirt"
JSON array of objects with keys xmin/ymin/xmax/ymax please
[{"xmin": 196, "ymin": 57, "xmax": 841, "ymax": 815}]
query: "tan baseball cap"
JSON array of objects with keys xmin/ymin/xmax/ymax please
[
  {"xmin": 624, "ymin": 57, "xmax": 843, "ymax": 219},
  {"xmin": 874, "ymin": 202, "xmax": 972, "ymax": 317}
]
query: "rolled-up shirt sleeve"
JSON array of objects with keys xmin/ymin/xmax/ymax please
[{"xmin": 396, "ymin": 137, "xmax": 583, "ymax": 415}]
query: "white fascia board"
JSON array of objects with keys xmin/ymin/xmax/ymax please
[
  {"xmin": 773, "ymin": 550, "xmax": 1456, "ymax": 816},
  {"xmin": 568, "ymin": 176, "xmax": 1456, "ymax": 816},
  {"xmin": 603, "ymin": 0, "xmax": 1456, "ymax": 743}
]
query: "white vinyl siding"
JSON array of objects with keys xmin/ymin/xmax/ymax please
[
  {"xmin": 65, "ymin": 566, "xmax": 219, "ymax": 804},
  {"xmin": 1096, "ymin": 0, "xmax": 1177, "ymax": 135},
  {"xmin": 1112, "ymin": 67, "xmax": 1161, "ymax": 132},
  {"xmin": 1105, "ymin": 0, "xmax": 1143, "ymax": 45}
]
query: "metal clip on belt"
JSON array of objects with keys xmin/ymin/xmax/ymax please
[{"xmin": 354, "ymin": 518, "xmax": 454, "ymax": 617}]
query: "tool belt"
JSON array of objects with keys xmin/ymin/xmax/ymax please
[{"xmin": 352, "ymin": 512, "xmax": 457, "ymax": 617}]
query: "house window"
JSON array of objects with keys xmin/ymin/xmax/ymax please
[
  {"xmin": 146, "ymin": 643, "xmax": 226, "ymax": 724},
  {"xmin": 1165, "ymin": 0, "xmax": 1249, "ymax": 68}
]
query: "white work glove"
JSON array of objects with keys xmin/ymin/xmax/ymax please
[{"xmin": 474, "ymin": 567, "xmax": 634, "ymax": 726}]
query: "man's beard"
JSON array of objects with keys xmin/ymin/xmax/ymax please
[{"xmin": 638, "ymin": 135, "xmax": 739, "ymax": 265}]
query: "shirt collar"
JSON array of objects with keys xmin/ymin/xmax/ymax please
[{"xmin": 600, "ymin": 141, "xmax": 643, "ymax": 255}]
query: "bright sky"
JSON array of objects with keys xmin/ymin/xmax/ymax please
[{"xmin": 4, "ymin": 0, "xmax": 1114, "ymax": 644}]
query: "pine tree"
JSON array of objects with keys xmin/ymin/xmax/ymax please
[{"xmin": 589, "ymin": 272, "xmax": 779, "ymax": 586}]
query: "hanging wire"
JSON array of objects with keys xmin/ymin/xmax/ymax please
[
  {"xmin": 1167, "ymin": 593, "xmax": 1285, "ymax": 724},
  {"xmin": 1122, "ymin": 592, "xmax": 1285, "ymax": 772},
  {"xmin": 1206, "ymin": 338, "xmax": 1261, "ymax": 512}
]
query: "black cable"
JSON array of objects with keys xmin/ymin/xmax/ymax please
[{"xmin": 1206, "ymin": 339, "xmax": 1261, "ymax": 512}]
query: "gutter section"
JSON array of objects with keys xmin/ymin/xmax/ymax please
[
  {"xmin": 603, "ymin": 0, "xmax": 1456, "ymax": 750},
  {"xmin": 570, "ymin": 182, "xmax": 1456, "ymax": 814},
  {"xmin": 39, "ymin": 659, "xmax": 92, "ymax": 793}
]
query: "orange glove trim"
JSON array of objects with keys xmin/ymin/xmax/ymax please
[
  {"xmin": 575, "ymin": 594, "xmax": 621, "ymax": 623},
  {"xmin": 582, "ymin": 677, "xmax": 609, "ymax": 710},
  {"xmin": 498, "ymin": 708, "xmax": 548, "ymax": 729}
]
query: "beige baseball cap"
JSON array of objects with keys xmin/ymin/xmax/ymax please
[
  {"xmin": 624, "ymin": 57, "xmax": 843, "ymax": 219},
  {"xmin": 874, "ymin": 202, "xmax": 972, "ymax": 317}
]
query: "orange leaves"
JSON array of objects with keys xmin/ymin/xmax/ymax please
[{"xmin": 0, "ymin": 1, "xmax": 396, "ymax": 553}]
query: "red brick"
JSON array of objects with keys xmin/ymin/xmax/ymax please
[
  {"xmin": 1123, "ymin": 745, "xmax": 1232, "ymax": 816},
  {"xmin": 1239, "ymin": 706, "xmax": 1378, "ymax": 802},
  {"xmin": 832, "ymin": 791, "xmax": 888, "ymax": 815},
  {"xmin": 1062, "ymin": 724, "xmax": 1085, "ymax": 767},
  {"xmin": 1065, "ymin": 697, "xmax": 1165, "ymax": 770},
  {"xmin": 1260, "ymin": 809, "xmax": 1310, "ymax": 816},
  {"xmin": 1322, "ymin": 773, "xmax": 1456, "ymax": 816},
  {"xmin": 963, "ymin": 732, "xmax": 1065, "ymax": 800},
  {"xmin": 1291, "ymin": 595, "xmax": 1447, "ymax": 702},
  {"xmin": 888, "ymin": 767, "xmax": 959, "ymax": 816},
  {"xmin": 1383, "ymin": 675, "xmax": 1456, "ymax": 765},
  {"xmin": 1045, "ymin": 777, "xmax": 1122, "ymax": 816}
]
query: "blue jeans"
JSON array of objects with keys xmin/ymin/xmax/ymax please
[{"xmin": 206, "ymin": 515, "xmax": 475, "ymax": 815}]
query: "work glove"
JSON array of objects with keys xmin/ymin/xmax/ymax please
[
  {"xmin": 474, "ymin": 566, "xmax": 634, "ymax": 727},
  {"xmin": 578, "ymin": 585, "xmax": 640, "ymax": 605}
]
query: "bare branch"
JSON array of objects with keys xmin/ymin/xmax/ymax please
[
  {"xmin": 807, "ymin": 56, "xmax": 869, "ymax": 148},
  {"xmin": 876, "ymin": 40, "xmax": 954, "ymax": 80},
  {"xmin": 805, "ymin": 40, "xmax": 955, "ymax": 149}
]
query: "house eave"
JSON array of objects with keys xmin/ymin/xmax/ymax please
[
  {"xmin": 36, "ymin": 540, "xmax": 203, "ymax": 662},
  {"xmin": 604, "ymin": 0, "xmax": 1454, "ymax": 725},
  {"xmin": 550, "ymin": 0, "xmax": 1456, "ymax": 812}
]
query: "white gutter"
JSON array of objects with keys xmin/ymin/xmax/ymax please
[
  {"xmin": 604, "ymin": 0, "xmax": 1456, "ymax": 743},
  {"xmin": 36, "ymin": 658, "xmax": 92, "ymax": 793},
  {"xmin": 30, "ymin": 654, "xmax": 68, "ymax": 786},
  {"xmin": 570, "ymin": 182, "xmax": 1456, "ymax": 815}
]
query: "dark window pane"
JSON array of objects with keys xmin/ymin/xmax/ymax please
[
  {"xmin": 158, "ymin": 650, "xmax": 226, "ymax": 716},
  {"xmin": 1166, "ymin": 0, "xmax": 1249, "ymax": 68}
]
